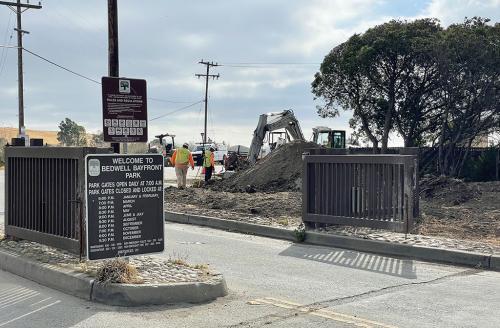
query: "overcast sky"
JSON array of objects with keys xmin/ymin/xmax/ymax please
[{"xmin": 0, "ymin": 0, "xmax": 499, "ymax": 146}]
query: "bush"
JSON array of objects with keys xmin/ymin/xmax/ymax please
[{"xmin": 462, "ymin": 148, "xmax": 499, "ymax": 182}]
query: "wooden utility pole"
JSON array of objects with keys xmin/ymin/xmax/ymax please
[
  {"xmin": 107, "ymin": 0, "xmax": 120, "ymax": 153},
  {"xmin": 195, "ymin": 60, "xmax": 219, "ymax": 145},
  {"xmin": 0, "ymin": 0, "xmax": 42, "ymax": 137}
]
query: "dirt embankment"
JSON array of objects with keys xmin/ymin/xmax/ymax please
[
  {"xmin": 165, "ymin": 187, "xmax": 302, "ymax": 227},
  {"xmin": 419, "ymin": 179, "xmax": 500, "ymax": 246},
  {"xmin": 213, "ymin": 141, "xmax": 318, "ymax": 192}
]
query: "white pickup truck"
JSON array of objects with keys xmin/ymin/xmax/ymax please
[{"xmin": 191, "ymin": 143, "xmax": 228, "ymax": 166}]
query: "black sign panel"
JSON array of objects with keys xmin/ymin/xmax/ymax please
[
  {"xmin": 85, "ymin": 154, "xmax": 164, "ymax": 260},
  {"xmin": 102, "ymin": 76, "xmax": 148, "ymax": 143}
]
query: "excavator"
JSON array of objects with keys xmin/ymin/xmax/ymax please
[
  {"xmin": 225, "ymin": 110, "xmax": 305, "ymax": 170},
  {"xmin": 312, "ymin": 126, "xmax": 346, "ymax": 149}
]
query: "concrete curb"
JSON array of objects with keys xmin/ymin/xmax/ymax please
[
  {"xmin": 165, "ymin": 211, "xmax": 498, "ymax": 271},
  {"xmin": 490, "ymin": 255, "xmax": 500, "ymax": 271},
  {"xmin": 165, "ymin": 211, "xmax": 297, "ymax": 241},
  {"xmin": 0, "ymin": 248, "xmax": 228, "ymax": 306}
]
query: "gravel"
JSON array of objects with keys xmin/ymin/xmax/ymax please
[{"xmin": 0, "ymin": 233, "xmax": 214, "ymax": 284}]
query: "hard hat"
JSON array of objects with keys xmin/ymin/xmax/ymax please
[{"xmin": 182, "ymin": 142, "xmax": 189, "ymax": 148}]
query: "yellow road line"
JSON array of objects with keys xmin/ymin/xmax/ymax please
[{"xmin": 249, "ymin": 297, "xmax": 398, "ymax": 328}]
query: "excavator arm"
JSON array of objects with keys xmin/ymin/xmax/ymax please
[{"xmin": 247, "ymin": 110, "xmax": 304, "ymax": 165}]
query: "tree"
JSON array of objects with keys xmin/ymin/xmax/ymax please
[
  {"xmin": 313, "ymin": 19, "xmax": 443, "ymax": 152},
  {"xmin": 89, "ymin": 131, "xmax": 107, "ymax": 147},
  {"xmin": 57, "ymin": 118, "xmax": 87, "ymax": 146},
  {"xmin": 433, "ymin": 18, "xmax": 500, "ymax": 176},
  {"xmin": 0, "ymin": 137, "xmax": 6, "ymax": 166}
]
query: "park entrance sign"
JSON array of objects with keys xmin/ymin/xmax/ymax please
[
  {"xmin": 85, "ymin": 154, "xmax": 164, "ymax": 260},
  {"xmin": 102, "ymin": 76, "xmax": 148, "ymax": 143}
]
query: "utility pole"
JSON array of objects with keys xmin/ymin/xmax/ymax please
[
  {"xmin": 0, "ymin": 0, "xmax": 42, "ymax": 138},
  {"xmin": 107, "ymin": 0, "xmax": 120, "ymax": 153},
  {"xmin": 195, "ymin": 60, "xmax": 219, "ymax": 145}
]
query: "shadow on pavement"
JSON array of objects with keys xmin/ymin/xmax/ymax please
[{"xmin": 279, "ymin": 244, "xmax": 417, "ymax": 279}]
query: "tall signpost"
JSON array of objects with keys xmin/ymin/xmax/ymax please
[
  {"xmin": 108, "ymin": 0, "xmax": 120, "ymax": 153},
  {"xmin": 85, "ymin": 1, "xmax": 161, "ymax": 261}
]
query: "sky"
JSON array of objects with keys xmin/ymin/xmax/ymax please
[{"xmin": 0, "ymin": 0, "xmax": 499, "ymax": 146}]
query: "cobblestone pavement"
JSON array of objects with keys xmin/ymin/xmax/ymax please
[{"xmin": 0, "ymin": 228, "xmax": 214, "ymax": 284}]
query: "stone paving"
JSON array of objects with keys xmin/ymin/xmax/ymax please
[
  {"xmin": 0, "ymin": 227, "xmax": 214, "ymax": 284},
  {"xmin": 168, "ymin": 204, "xmax": 500, "ymax": 255}
]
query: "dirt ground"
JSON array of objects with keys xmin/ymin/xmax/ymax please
[
  {"xmin": 166, "ymin": 180, "xmax": 500, "ymax": 247},
  {"xmin": 419, "ymin": 180, "xmax": 500, "ymax": 247}
]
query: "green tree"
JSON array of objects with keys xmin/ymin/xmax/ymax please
[
  {"xmin": 89, "ymin": 131, "xmax": 107, "ymax": 147},
  {"xmin": 433, "ymin": 18, "xmax": 500, "ymax": 176},
  {"xmin": 0, "ymin": 137, "xmax": 6, "ymax": 166},
  {"xmin": 57, "ymin": 118, "xmax": 87, "ymax": 146},
  {"xmin": 313, "ymin": 19, "xmax": 443, "ymax": 152}
]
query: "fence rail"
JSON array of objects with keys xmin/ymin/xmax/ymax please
[
  {"xmin": 302, "ymin": 154, "xmax": 418, "ymax": 233},
  {"xmin": 4, "ymin": 146, "xmax": 111, "ymax": 254}
]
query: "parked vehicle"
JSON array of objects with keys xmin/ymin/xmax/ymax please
[{"xmin": 191, "ymin": 142, "xmax": 228, "ymax": 166}]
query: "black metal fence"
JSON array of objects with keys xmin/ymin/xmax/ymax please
[
  {"xmin": 302, "ymin": 154, "xmax": 418, "ymax": 233},
  {"xmin": 4, "ymin": 147, "xmax": 111, "ymax": 254}
]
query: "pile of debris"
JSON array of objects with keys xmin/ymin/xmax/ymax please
[
  {"xmin": 215, "ymin": 141, "xmax": 319, "ymax": 192},
  {"xmin": 420, "ymin": 175, "xmax": 481, "ymax": 205}
]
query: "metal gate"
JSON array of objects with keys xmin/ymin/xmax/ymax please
[
  {"xmin": 302, "ymin": 154, "xmax": 418, "ymax": 233},
  {"xmin": 4, "ymin": 146, "xmax": 111, "ymax": 254}
]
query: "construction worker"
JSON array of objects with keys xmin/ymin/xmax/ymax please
[
  {"xmin": 170, "ymin": 142, "xmax": 194, "ymax": 189},
  {"xmin": 203, "ymin": 146, "xmax": 216, "ymax": 182}
]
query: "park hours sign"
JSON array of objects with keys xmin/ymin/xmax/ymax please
[{"xmin": 85, "ymin": 154, "xmax": 164, "ymax": 260}]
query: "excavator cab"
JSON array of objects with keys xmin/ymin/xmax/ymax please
[{"xmin": 312, "ymin": 127, "xmax": 346, "ymax": 149}]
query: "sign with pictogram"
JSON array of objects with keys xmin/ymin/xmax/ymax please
[{"xmin": 102, "ymin": 76, "xmax": 148, "ymax": 143}]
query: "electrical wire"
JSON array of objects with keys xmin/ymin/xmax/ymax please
[
  {"xmin": 149, "ymin": 100, "xmax": 205, "ymax": 121},
  {"xmin": 0, "ymin": 12, "xmax": 14, "ymax": 77},
  {"xmin": 23, "ymin": 47, "xmax": 101, "ymax": 84},
  {"xmin": 22, "ymin": 47, "xmax": 201, "ymax": 105},
  {"xmin": 220, "ymin": 62, "xmax": 320, "ymax": 68}
]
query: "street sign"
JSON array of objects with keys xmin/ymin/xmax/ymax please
[
  {"xmin": 102, "ymin": 76, "xmax": 148, "ymax": 143},
  {"xmin": 85, "ymin": 154, "xmax": 164, "ymax": 260}
]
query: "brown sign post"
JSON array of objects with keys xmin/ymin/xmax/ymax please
[{"xmin": 102, "ymin": 76, "xmax": 148, "ymax": 143}]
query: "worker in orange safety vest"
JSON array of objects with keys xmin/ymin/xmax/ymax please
[{"xmin": 170, "ymin": 142, "xmax": 195, "ymax": 189}]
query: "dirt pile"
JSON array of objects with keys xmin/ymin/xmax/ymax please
[
  {"xmin": 217, "ymin": 141, "xmax": 319, "ymax": 192},
  {"xmin": 420, "ymin": 175, "xmax": 481, "ymax": 205}
]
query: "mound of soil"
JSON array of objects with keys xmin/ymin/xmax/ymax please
[
  {"xmin": 216, "ymin": 141, "xmax": 319, "ymax": 192},
  {"xmin": 420, "ymin": 175, "xmax": 481, "ymax": 205}
]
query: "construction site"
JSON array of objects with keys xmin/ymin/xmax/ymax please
[{"xmin": 164, "ymin": 110, "xmax": 500, "ymax": 252}]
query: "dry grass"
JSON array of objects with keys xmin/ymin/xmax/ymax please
[
  {"xmin": 0, "ymin": 127, "xmax": 59, "ymax": 145},
  {"xmin": 276, "ymin": 218, "xmax": 290, "ymax": 226},
  {"xmin": 95, "ymin": 259, "xmax": 143, "ymax": 284}
]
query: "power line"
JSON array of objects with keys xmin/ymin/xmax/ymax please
[
  {"xmin": 0, "ymin": 10, "xmax": 13, "ymax": 75},
  {"xmin": 149, "ymin": 100, "xmax": 204, "ymax": 121},
  {"xmin": 22, "ymin": 47, "xmax": 200, "ymax": 104},
  {"xmin": 148, "ymin": 97, "xmax": 200, "ymax": 104},
  {"xmin": 23, "ymin": 47, "xmax": 101, "ymax": 84},
  {"xmin": 220, "ymin": 62, "xmax": 320, "ymax": 68}
]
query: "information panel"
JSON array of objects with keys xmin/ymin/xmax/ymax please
[
  {"xmin": 85, "ymin": 154, "xmax": 164, "ymax": 260},
  {"xmin": 102, "ymin": 76, "xmax": 148, "ymax": 143}
]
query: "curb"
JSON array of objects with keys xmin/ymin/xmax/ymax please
[
  {"xmin": 165, "ymin": 211, "xmax": 498, "ymax": 271},
  {"xmin": 0, "ymin": 248, "xmax": 228, "ymax": 306},
  {"xmin": 491, "ymin": 255, "xmax": 500, "ymax": 271},
  {"xmin": 165, "ymin": 211, "xmax": 296, "ymax": 241}
]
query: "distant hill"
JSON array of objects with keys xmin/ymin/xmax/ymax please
[{"xmin": 0, "ymin": 127, "xmax": 59, "ymax": 145}]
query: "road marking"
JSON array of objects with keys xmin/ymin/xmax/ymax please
[
  {"xmin": 30, "ymin": 297, "xmax": 52, "ymax": 307},
  {"xmin": 0, "ymin": 300, "xmax": 61, "ymax": 327},
  {"xmin": 249, "ymin": 297, "xmax": 397, "ymax": 328}
]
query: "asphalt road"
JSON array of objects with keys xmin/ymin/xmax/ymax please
[{"xmin": 1, "ymin": 170, "xmax": 500, "ymax": 327}]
